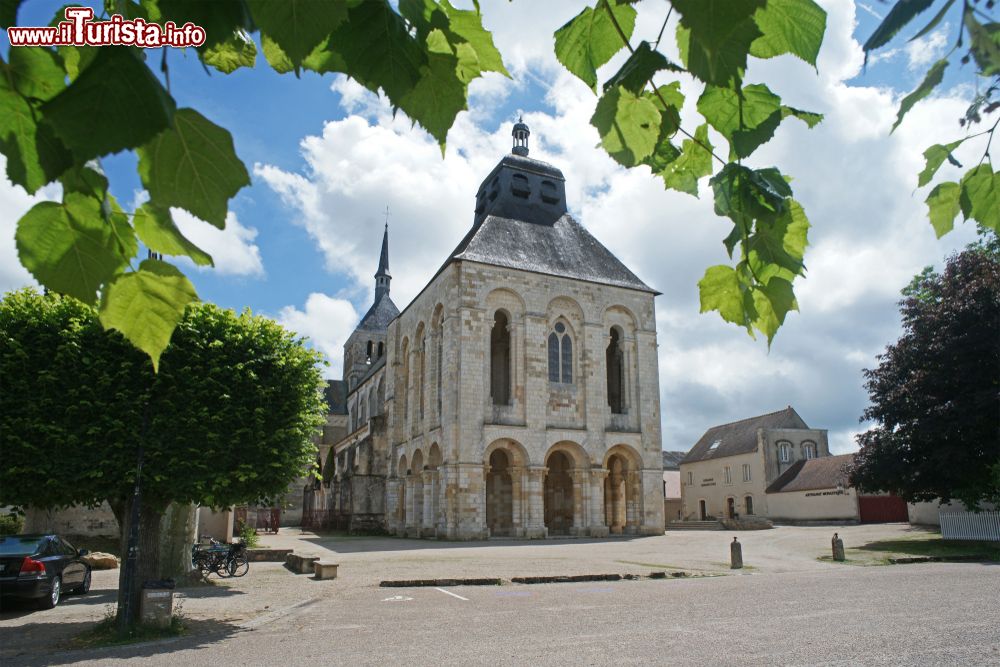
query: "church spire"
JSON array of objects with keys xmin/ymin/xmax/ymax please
[
  {"xmin": 375, "ymin": 217, "xmax": 391, "ymax": 300},
  {"xmin": 512, "ymin": 117, "xmax": 529, "ymax": 156}
]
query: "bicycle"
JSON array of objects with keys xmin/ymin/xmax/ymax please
[{"xmin": 191, "ymin": 538, "xmax": 250, "ymax": 578}]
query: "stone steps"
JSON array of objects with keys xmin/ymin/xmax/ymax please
[{"xmin": 666, "ymin": 520, "xmax": 724, "ymax": 531}]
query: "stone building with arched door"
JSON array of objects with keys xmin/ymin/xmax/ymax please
[{"xmin": 309, "ymin": 122, "xmax": 665, "ymax": 539}]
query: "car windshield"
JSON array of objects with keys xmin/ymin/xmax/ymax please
[{"xmin": 0, "ymin": 536, "xmax": 44, "ymax": 555}]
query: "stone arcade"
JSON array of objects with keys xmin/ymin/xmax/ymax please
[{"xmin": 305, "ymin": 123, "xmax": 665, "ymax": 539}]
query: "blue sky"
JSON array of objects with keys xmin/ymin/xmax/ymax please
[{"xmin": 0, "ymin": 1, "xmax": 985, "ymax": 452}]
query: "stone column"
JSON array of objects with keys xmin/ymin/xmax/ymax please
[
  {"xmin": 525, "ymin": 466, "xmax": 547, "ymax": 538},
  {"xmin": 589, "ymin": 469, "xmax": 609, "ymax": 537},
  {"xmin": 624, "ymin": 470, "xmax": 639, "ymax": 534},
  {"xmin": 571, "ymin": 468, "xmax": 586, "ymax": 535},
  {"xmin": 510, "ymin": 466, "xmax": 524, "ymax": 537},
  {"xmin": 421, "ymin": 470, "xmax": 435, "ymax": 538},
  {"xmin": 403, "ymin": 474, "xmax": 415, "ymax": 536}
]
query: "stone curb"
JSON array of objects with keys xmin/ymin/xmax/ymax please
[
  {"xmin": 887, "ymin": 555, "xmax": 991, "ymax": 564},
  {"xmin": 247, "ymin": 548, "xmax": 293, "ymax": 563},
  {"xmin": 378, "ymin": 572, "xmax": 692, "ymax": 587}
]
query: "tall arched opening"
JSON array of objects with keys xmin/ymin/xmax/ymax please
[
  {"xmin": 544, "ymin": 450, "xmax": 574, "ymax": 535},
  {"xmin": 486, "ymin": 449, "xmax": 513, "ymax": 536}
]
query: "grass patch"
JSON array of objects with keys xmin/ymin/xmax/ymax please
[
  {"xmin": 72, "ymin": 613, "xmax": 186, "ymax": 649},
  {"xmin": 836, "ymin": 534, "xmax": 1000, "ymax": 566}
]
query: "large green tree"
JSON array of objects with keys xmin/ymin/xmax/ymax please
[
  {"xmin": 0, "ymin": 287, "xmax": 326, "ymax": 618},
  {"xmin": 848, "ymin": 238, "xmax": 1000, "ymax": 508}
]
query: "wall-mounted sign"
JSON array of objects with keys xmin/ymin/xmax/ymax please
[{"xmin": 804, "ymin": 490, "xmax": 846, "ymax": 497}]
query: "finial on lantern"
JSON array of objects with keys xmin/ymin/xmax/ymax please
[{"xmin": 512, "ymin": 116, "xmax": 529, "ymax": 157}]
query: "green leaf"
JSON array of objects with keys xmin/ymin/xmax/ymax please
[
  {"xmin": 133, "ymin": 204, "xmax": 214, "ymax": 267},
  {"xmin": 99, "ymin": 259, "xmax": 199, "ymax": 371},
  {"xmin": 697, "ymin": 83, "xmax": 783, "ymax": 159},
  {"xmin": 7, "ymin": 46, "xmax": 65, "ymax": 101},
  {"xmin": 751, "ymin": 276, "xmax": 796, "ymax": 345},
  {"xmin": 261, "ymin": 34, "xmax": 295, "ymax": 74},
  {"xmin": 672, "ymin": 0, "xmax": 764, "ymax": 87},
  {"xmin": 554, "ymin": 1, "xmax": 637, "ymax": 91},
  {"xmin": 58, "ymin": 45, "xmax": 96, "ymax": 82},
  {"xmin": 247, "ymin": 0, "xmax": 347, "ymax": 70},
  {"xmin": 603, "ymin": 41, "xmax": 681, "ymax": 94},
  {"xmin": 60, "ymin": 164, "xmax": 108, "ymax": 200},
  {"xmin": 15, "ymin": 194, "xmax": 133, "ymax": 304},
  {"xmin": 892, "ymin": 58, "xmax": 947, "ymax": 132},
  {"xmin": 925, "ymin": 181, "xmax": 961, "ymax": 238},
  {"xmin": 659, "ymin": 123, "xmax": 714, "ymax": 196},
  {"xmin": 397, "ymin": 41, "xmax": 468, "ymax": 149},
  {"xmin": 154, "ymin": 0, "xmax": 252, "ymax": 50},
  {"xmin": 137, "ymin": 108, "xmax": 250, "ymax": 229},
  {"xmin": 41, "ymin": 47, "xmax": 175, "ymax": 162},
  {"xmin": 0, "ymin": 0, "xmax": 22, "ymax": 28},
  {"xmin": 591, "ymin": 85, "xmax": 661, "ymax": 167},
  {"xmin": 750, "ymin": 0, "xmax": 826, "ymax": 66},
  {"xmin": 652, "ymin": 81, "xmax": 685, "ymax": 110},
  {"xmin": 917, "ymin": 140, "xmax": 964, "ymax": 188},
  {"xmin": 781, "ymin": 106, "xmax": 823, "ymax": 128},
  {"xmin": 747, "ymin": 199, "xmax": 810, "ymax": 281},
  {"xmin": 442, "ymin": 0, "xmax": 509, "ymax": 77},
  {"xmin": 958, "ymin": 165, "xmax": 1000, "ymax": 233},
  {"xmin": 201, "ymin": 30, "xmax": 257, "ymax": 74},
  {"xmin": 325, "ymin": 1, "xmax": 425, "ymax": 102},
  {"xmin": 862, "ymin": 0, "xmax": 935, "ymax": 58},
  {"xmin": 0, "ymin": 76, "xmax": 73, "ymax": 193},
  {"xmin": 698, "ymin": 264, "xmax": 745, "ymax": 326},
  {"xmin": 964, "ymin": 13, "xmax": 1000, "ymax": 77},
  {"xmin": 909, "ymin": 0, "xmax": 955, "ymax": 42}
]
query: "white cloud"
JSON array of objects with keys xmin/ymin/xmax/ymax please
[
  {"xmin": 276, "ymin": 293, "xmax": 360, "ymax": 379},
  {"xmin": 0, "ymin": 158, "xmax": 59, "ymax": 294},
  {"xmin": 173, "ymin": 209, "xmax": 265, "ymax": 278},
  {"xmin": 259, "ymin": 0, "xmax": 982, "ymax": 453},
  {"xmin": 905, "ymin": 28, "xmax": 949, "ymax": 71}
]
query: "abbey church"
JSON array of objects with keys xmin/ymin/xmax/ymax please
[{"xmin": 303, "ymin": 123, "xmax": 665, "ymax": 539}]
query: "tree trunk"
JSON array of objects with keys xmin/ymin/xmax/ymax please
[
  {"xmin": 159, "ymin": 503, "xmax": 198, "ymax": 579},
  {"xmin": 111, "ymin": 497, "xmax": 166, "ymax": 625}
]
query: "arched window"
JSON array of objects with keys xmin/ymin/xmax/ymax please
[
  {"xmin": 778, "ymin": 442, "xmax": 790, "ymax": 463},
  {"xmin": 377, "ymin": 341, "xmax": 384, "ymax": 358},
  {"xmin": 745, "ymin": 496, "xmax": 754, "ymax": 515},
  {"xmin": 418, "ymin": 337, "xmax": 426, "ymax": 420},
  {"xmin": 366, "ymin": 340, "xmax": 373, "ymax": 363},
  {"xmin": 491, "ymin": 311, "xmax": 511, "ymax": 405},
  {"xmin": 436, "ymin": 319, "xmax": 443, "ymax": 416},
  {"xmin": 606, "ymin": 327, "xmax": 624, "ymax": 413},
  {"xmin": 803, "ymin": 442, "xmax": 816, "ymax": 459},
  {"xmin": 547, "ymin": 322, "xmax": 573, "ymax": 383}
]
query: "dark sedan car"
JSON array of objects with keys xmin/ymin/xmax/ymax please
[{"xmin": 0, "ymin": 534, "xmax": 92, "ymax": 609}]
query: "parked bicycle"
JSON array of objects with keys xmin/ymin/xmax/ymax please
[{"xmin": 191, "ymin": 538, "xmax": 250, "ymax": 578}]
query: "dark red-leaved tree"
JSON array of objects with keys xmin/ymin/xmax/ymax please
[{"xmin": 849, "ymin": 237, "xmax": 1000, "ymax": 509}]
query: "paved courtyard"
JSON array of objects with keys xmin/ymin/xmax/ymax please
[{"xmin": 2, "ymin": 525, "xmax": 998, "ymax": 665}]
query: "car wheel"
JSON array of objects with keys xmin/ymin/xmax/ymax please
[
  {"xmin": 73, "ymin": 568, "xmax": 92, "ymax": 594},
  {"xmin": 39, "ymin": 576, "xmax": 61, "ymax": 609}
]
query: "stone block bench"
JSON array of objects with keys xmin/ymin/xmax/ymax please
[
  {"xmin": 314, "ymin": 561, "xmax": 339, "ymax": 580},
  {"xmin": 285, "ymin": 553, "xmax": 320, "ymax": 575}
]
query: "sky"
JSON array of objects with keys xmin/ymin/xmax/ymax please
[{"xmin": 0, "ymin": 1, "xmax": 985, "ymax": 455}]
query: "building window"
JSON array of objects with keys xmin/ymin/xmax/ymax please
[
  {"xmin": 742, "ymin": 464, "xmax": 751, "ymax": 482},
  {"xmin": 724, "ymin": 466, "xmax": 732, "ymax": 485},
  {"xmin": 745, "ymin": 496, "xmax": 754, "ymax": 515},
  {"xmin": 366, "ymin": 340, "xmax": 373, "ymax": 363},
  {"xmin": 606, "ymin": 327, "xmax": 624, "ymax": 414},
  {"xmin": 490, "ymin": 311, "xmax": 511, "ymax": 405},
  {"xmin": 547, "ymin": 322, "xmax": 573, "ymax": 383},
  {"xmin": 687, "ymin": 471, "xmax": 693, "ymax": 485},
  {"xmin": 378, "ymin": 341, "xmax": 384, "ymax": 358},
  {"xmin": 804, "ymin": 443, "xmax": 816, "ymax": 459},
  {"xmin": 779, "ymin": 442, "xmax": 790, "ymax": 463}
]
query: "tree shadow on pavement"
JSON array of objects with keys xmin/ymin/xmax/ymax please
[
  {"xmin": 1, "ymin": 617, "xmax": 244, "ymax": 667},
  {"xmin": 853, "ymin": 537, "xmax": 1000, "ymax": 561}
]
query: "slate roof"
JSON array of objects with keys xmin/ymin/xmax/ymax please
[
  {"xmin": 355, "ymin": 292, "xmax": 399, "ymax": 331},
  {"xmin": 449, "ymin": 213, "xmax": 657, "ymax": 294},
  {"xmin": 661, "ymin": 451, "xmax": 686, "ymax": 471},
  {"xmin": 324, "ymin": 380, "xmax": 348, "ymax": 415},
  {"xmin": 681, "ymin": 407, "xmax": 809, "ymax": 464},
  {"xmin": 766, "ymin": 454, "xmax": 855, "ymax": 494}
]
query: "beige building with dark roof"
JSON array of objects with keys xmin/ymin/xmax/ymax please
[{"xmin": 678, "ymin": 407, "xmax": 844, "ymax": 522}]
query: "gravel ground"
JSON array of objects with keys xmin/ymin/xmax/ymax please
[{"xmin": 0, "ymin": 523, "xmax": 986, "ymax": 665}]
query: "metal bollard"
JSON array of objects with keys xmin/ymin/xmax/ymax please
[
  {"xmin": 730, "ymin": 536, "xmax": 743, "ymax": 569},
  {"xmin": 832, "ymin": 532, "xmax": 845, "ymax": 562}
]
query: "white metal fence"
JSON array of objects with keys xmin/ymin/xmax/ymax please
[{"xmin": 939, "ymin": 510, "xmax": 1000, "ymax": 541}]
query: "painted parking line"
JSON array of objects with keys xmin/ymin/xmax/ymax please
[{"xmin": 434, "ymin": 587, "xmax": 469, "ymax": 601}]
